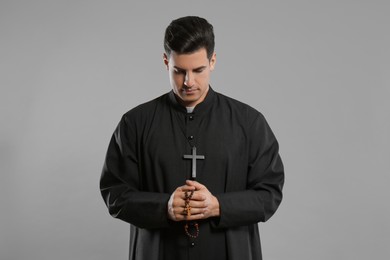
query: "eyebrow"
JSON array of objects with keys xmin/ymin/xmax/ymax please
[{"xmin": 173, "ymin": 65, "xmax": 207, "ymax": 71}]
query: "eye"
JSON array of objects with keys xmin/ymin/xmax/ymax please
[
  {"xmin": 194, "ymin": 68, "xmax": 205, "ymax": 73},
  {"xmin": 174, "ymin": 69, "xmax": 185, "ymax": 75}
]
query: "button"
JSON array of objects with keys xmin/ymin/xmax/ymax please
[
  {"xmin": 188, "ymin": 135, "xmax": 194, "ymax": 140},
  {"xmin": 189, "ymin": 115, "xmax": 194, "ymax": 120},
  {"xmin": 190, "ymin": 242, "xmax": 195, "ymax": 247}
]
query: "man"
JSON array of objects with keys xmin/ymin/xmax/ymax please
[{"xmin": 100, "ymin": 16, "xmax": 284, "ymax": 260}]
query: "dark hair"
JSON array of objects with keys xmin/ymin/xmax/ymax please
[{"xmin": 164, "ymin": 16, "xmax": 215, "ymax": 60}]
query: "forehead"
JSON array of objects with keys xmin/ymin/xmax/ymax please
[{"xmin": 169, "ymin": 48, "xmax": 209, "ymax": 68}]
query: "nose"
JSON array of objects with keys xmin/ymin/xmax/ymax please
[{"xmin": 184, "ymin": 72, "xmax": 195, "ymax": 88}]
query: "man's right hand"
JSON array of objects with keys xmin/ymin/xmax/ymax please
[{"xmin": 167, "ymin": 183, "xmax": 195, "ymax": 221}]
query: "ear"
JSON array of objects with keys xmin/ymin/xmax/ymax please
[
  {"xmin": 209, "ymin": 52, "xmax": 216, "ymax": 71},
  {"xmin": 163, "ymin": 53, "xmax": 169, "ymax": 70}
]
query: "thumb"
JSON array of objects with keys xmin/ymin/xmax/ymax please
[{"xmin": 186, "ymin": 180, "xmax": 205, "ymax": 190}]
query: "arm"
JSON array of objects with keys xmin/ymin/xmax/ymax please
[
  {"xmin": 100, "ymin": 115, "xmax": 171, "ymax": 229},
  {"xmin": 215, "ymin": 113, "xmax": 284, "ymax": 228}
]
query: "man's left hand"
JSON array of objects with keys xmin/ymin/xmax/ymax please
[{"xmin": 185, "ymin": 180, "xmax": 220, "ymax": 219}]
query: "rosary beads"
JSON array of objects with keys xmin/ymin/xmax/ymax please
[{"xmin": 183, "ymin": 190, "xmax": 199, "ymax": 238}]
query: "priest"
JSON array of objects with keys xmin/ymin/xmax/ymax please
[{"xmin": 100, "ymin": 16, "xmax": 284, "ymax": 260}]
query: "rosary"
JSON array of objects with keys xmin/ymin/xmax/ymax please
[
  {"xmin": 183, "ymin": 146, "xmax": 205, "ymax": 239},
  {"xmin": 183, "ymin": 190, "xmax": 199, "ymax": 238}
]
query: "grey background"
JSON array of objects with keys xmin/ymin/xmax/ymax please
[{"xmin": 1, "ymin": 0, "xmax": 389, "ymax": 259}]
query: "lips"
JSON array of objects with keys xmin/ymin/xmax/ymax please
[{"xmin": 183, "ymin": 88, "xmax": 197, "ymax": 95}]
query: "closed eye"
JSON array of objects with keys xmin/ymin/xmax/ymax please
[
  {"xmin": 194, "ymin": 68, "xmax": 205, "ymax": 73},
  {"xmin": 173, "ymin": 68, "xmax": 185, "ymax": 74}
]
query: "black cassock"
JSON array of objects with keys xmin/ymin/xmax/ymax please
[{"xmin": 100, "ymin": 87, "xmax": 284, "ymax": 260}]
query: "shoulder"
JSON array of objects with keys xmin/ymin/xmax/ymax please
[
  {"xmin": 111, "ymin": 92, "xmax": 170, "ymax": 133},
  {"xmin": 214, "ymin": 91, "xmax": 278, "ymax": 145},
  {"xmin": 214, "ymin": 91, "xmax": 266, "ymax": 125},
  {"xmin": 122, "ymin": 92, "xmax": 169, "ymax": 121}
]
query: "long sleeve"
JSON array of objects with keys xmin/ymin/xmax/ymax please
[
  {"xmin": 214, "ymin": 112, "xmax": 284, "ymax": 228},
  {"xmin": 100, "ymin": 114, "xmax": 171, "ymax": 229}
]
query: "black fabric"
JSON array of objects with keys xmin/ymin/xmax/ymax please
[{"xmin": 100, "ymin": 87, "xmax": 284, "ymax": 260}]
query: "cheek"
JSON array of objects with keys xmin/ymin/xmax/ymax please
[
  {"xmin": 171, "ymin": 74, "xmax": 184, "ymax": 86},
  {"xmin": 198, "ymin": 73, "xmax": 210, "ymax": 84}
]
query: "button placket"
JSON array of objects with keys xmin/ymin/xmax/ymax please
[{"xmin": 186, "ymin": 114, "xmax": 196, "ymax": 146}]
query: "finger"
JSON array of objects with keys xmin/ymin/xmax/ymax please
[
  {"xmin": 173, "ymin": 188, "xmax": 195, "ymax": 201},
  {"xmin": 186, "ymin": 180, "xmax": 208, "ymax": 190},
  {"xmin": 189, "ymin": 192, "xmax": 207, "ymax": 201},
  {"xmin": 173, "ymin": 204, "xmax": 203, "ymax": 213},
  {"xmin": 187, "ymin": 200, "xmax": 207, "ymax": 208},
  {"xmin": 172, "ymin": 197, "xmax": 186, "ymax": 208},
  {"xmin": 186, "ymin": 207, "xmax": 206, "ymax": 215},
  {"xmin": 175, "ymin": 205, "xmax": 205, "ymax": 217},
  {"xmin": 173, "ymin": 206, "xmax": 186, "ymax": 216},
  {"xmin": 174, "ymin": 209, "xmax": 208, "ymax": 221},
  {"xmin": 173, "ymin": 193, "xmax": 197, "ymax": 206},
  {"xmin": 182, "ymin": 213, "xmax": 206, "ymax": 221},
  {"xmin": 175, "ymin": 214, "xmax": 205, "ymax": 222},
  {"xmin": 180, "ymin": 190, "xmax": 197, "ymax": 200},
  {"xmin": 177, "ymin": 184, "xmax": 196, "ymax": 192},
  {"xmin": 185, "ymin": 180, "xmax": 205, "ymax": 190}
]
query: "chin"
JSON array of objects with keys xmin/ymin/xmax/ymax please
[{"xmin": 182, "ymin": 98, "xmax": 199, "ymax": 106}]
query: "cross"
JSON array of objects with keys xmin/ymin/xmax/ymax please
[{"xmin": 183, "ymin": 146, "xmax": 205, "ymax": 180}]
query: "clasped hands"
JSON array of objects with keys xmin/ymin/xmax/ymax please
[{"xmin": 168, "ymin": 180, "xmax": 220, "ymax": 221}]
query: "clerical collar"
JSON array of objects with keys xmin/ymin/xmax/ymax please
[
  {"xmin": 186, "ymin": 107, "xmax": 195, "ymax": 113},
  {"xmin": 168, "ymin": 86, "xmax": 216, "ymax": 115}
]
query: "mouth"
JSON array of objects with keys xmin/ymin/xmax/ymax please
[{"xmin": 182, "ymin": 88, "xmax": 197, "ymax": 95}]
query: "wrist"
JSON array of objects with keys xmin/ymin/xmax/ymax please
[
  {"xmin": 211, "ymin": 195, "xmax": 220, "ymax": 217},
  {"xmin": 167, "ymin": 192, "xmax": 176, "ymax": 221}
]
